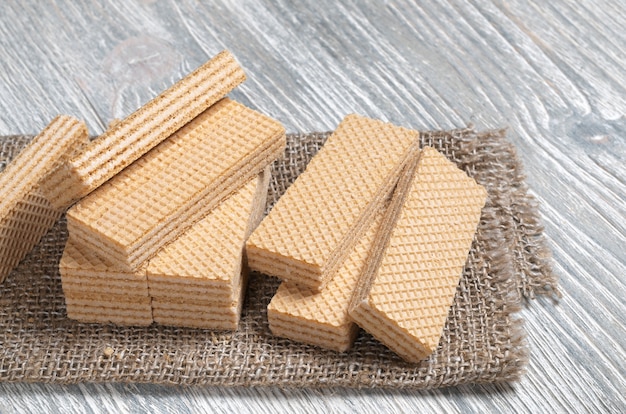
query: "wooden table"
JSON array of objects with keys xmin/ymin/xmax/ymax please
[{"xmin": 1, "ymin": 1, "xmax": 624, "ymax": 412}]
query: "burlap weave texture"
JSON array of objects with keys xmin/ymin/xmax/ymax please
[{"xmin": 0, "ymin": 129, "xmax": 555, "ymax": 387}]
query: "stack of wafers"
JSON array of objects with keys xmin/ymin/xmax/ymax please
[
  {"xmin": 2, "ymin": 49, "xmax": 487, "ymax": 360},
  {"xmin": 58, "ymin": 51, "xmax": 285, "ymax": 328},
  {"xmin": 248, "ymin": 115, "xmax": 487, "ymax": 363},
  {"xmin": 0, "ymin": 50, "xmax": 286, "ymax": 330}
]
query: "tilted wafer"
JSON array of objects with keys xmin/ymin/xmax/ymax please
[
  {"xmin": 147, "ymin": 169, "xmax": 269, "ymax": 296},
  {"xmin": 267, "ymin": 157, "xmax": 420, "ymax": 352},
  {"xmin": 349, "ymin": 147, "xmax": 487, "ymax": 363},
  {"xmin": 0, "ymin": 115, "xmax": 87, "ymax": 282},
  {"xmin": 41, "ymin": 50, "xmax": 246, "ymax": 210},
  {"xmin": 246, "ymin": 114, "xmax": 420, "ymax": 290},
  {"xmin": 67, "ymin": 98, "xmax": 285, "ymax": 271},
  {"xmin": 148, "ymin": 169, "xmax": 270, "ymax": 329}
]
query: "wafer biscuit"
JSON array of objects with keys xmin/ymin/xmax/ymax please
[
  {"xmin": 146, "ymin": 169, "xmax": 269, "ymax": 292},
  {"xmin": 146, "ymin": 279, "xmax": 236, "ymax": 294},
  {"xmin": 64, "ymin": 291, "xmax": 152, "ymax": 309},
  {"xmin": 67, "ymin": 99, "xmax": 285, "ymax": 271},
  {"xmin": 268, "ymin": 319, "xmax": 353, "ymax": 351},
  {"xmin": 0, "ymin": 116, "xmax": 88, "ymax": 282},
  {"xmin": 64, "ymin": 294, "xmax": 152, "ymax": 323},
  {"xmin": 41, "ymin": 50, "xmax": 246, "ymax": 210},
  {"xmin": 64, "ymin": 289, "xmax": 153, "ymax": 326},
  {"xmin": 61, "ymin": 277, "xmax": 147, "ymax": 296},
  {"xmin": 349, "ymin": 147, "xmax": 487, "ymax": 363},
  {"xmin": 246, "ymin": 114, "xmax": 420, "ymax": 290},
  {"xmin": 267, "ymin": 156, "xmax": 420, "ymax": 352}
]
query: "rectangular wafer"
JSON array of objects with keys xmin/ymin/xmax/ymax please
[
  {"xmin": 0, "ymin": 115, "xmax": 87, "ymax": 282},
  {"xmin": 267, "ymin": 156, "xmax": 420, "ymax": 352},
  {"xmin": 348, "ymin": 147, "xmax": 487, "ymax": 363},
  {"xmin": 41, "ymin": 50, "xmax": 246, "ymax": 210},
  {"xmin": 66, "ymin": 98, "xmax": 285, "ymax": 272},
  {"xmin": 147, "ymin": 169, "xmax": 270, "ymax": 329},
  {"xmin": 64, "ymin": 291, "xmax": 152, "ymax": 310},
  {"xmin": 246, "ymin": 114, "xmax": 420, "ymax": 290}
]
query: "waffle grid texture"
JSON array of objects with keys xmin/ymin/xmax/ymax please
[
  {"xmin": 0, "ymin": 130, "xmax": 556, "ymax": 387},
  {"xmin": 151, "ymin": 272, "xmax": 247, "ymax": 330},
  {"xmin": 0, "ymin": 116, "xmax": 87, "ymax": 282},
  {"xmin": 350, "ymin": 147, "xmax": 488, "ymax": 362},
  {"xmin": 148, "ymin": 170, "xmax": 269, "ymax": 330},
  {"xmin": 247, "ymin": 114, "xmax": 420, "ymax": 290},
  {"xmin": 40, "ymin": 50, "xmax": 246, "ymax": 209},
  {"xmin": 67, "ymin": 98, "xmax": 285, "ymax": 271}
]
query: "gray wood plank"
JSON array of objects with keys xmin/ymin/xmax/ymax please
[{"xmin": 0, "ymin": 0, "xmax": 624, "ymax": 412}]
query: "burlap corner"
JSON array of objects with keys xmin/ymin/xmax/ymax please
[{"xmin": 0, "ymin": 129, "xmax": 555, "ymax": 387}]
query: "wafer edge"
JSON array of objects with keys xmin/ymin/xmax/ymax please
[
  {"xmin": 0, "ymin": 115, "xmax": 87, "ymax": 212},
  {"xmin": 347, "ymin": 151, "xmax": 429, "ymax": 363},
  {"xmin": 348, "ymin": 151, "xmax": 422, "ymax": 313},
  {"xmin": 268, "ymin": 313, "xmax": 359, "ymax": 352}
]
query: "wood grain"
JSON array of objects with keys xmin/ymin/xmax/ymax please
[{"xmin": 0, "ymin": 0, "xmax": 624, "ymax": 412}]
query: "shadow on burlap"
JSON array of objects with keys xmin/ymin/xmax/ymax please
[{"xmin": 0, "ymin": 129, "xmax": 556, "ymax": 387}]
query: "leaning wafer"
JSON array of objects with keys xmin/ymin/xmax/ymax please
[
  {"xmin": 147, "ymin": 169, "xmax": 270, "ymax": 329},
  {"xmin": 41, "ymin": 50, "xmax": 246, "ymax": 210},
  {"xmin": 0, "ymin": 116, "xmax": 87, "ymax": 282},
  {"xmin": 246, "ymin": 114, "xmax": 420, "ymax": 291},
  {"xmin": 67, "ymin": 98, "xmax": 284, "ymax": 272},
  {"xmin": 349, "ymin": 147, "xmax": 487, "ymax": 363}
]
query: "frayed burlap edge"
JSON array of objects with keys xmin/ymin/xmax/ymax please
[{"xmin": 0, "ymin": 128, "xmax": 555, "ymax": 387}]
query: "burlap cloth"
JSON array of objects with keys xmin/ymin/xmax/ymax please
[{"xmin": 0, "ymin": 128, "xmax": 556, "ymax": 387}]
